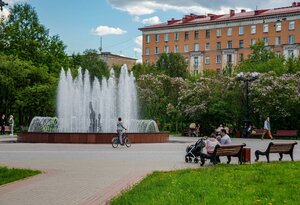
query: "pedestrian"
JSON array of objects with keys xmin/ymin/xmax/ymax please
[
  {"xmin": 220, "ymin": 129, "xmax": 231, "ymax": 145},
  {"xmin": 262, "ymin": 117, "xmax": 273, "ymax": 140},
  {"xmin": 9, "ymin": 115, "xmax": 14, "ymax": 136},
  {"xmin": 0, "ymin": 114, "xmax": 5, "ymax": 135}
]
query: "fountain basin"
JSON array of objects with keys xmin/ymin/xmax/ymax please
[{"xmin": 17, "ymin": 132, "xmax": 169, "ymax": 144}]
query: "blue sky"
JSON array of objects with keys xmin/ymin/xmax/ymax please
[{"xmin": 1, "ymin": 0, "xmax": 297, "ymax": 61}]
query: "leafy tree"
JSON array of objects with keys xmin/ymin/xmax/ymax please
[
  {"xmin": 156, "ymin": 52, "xmax": 189, "ymax": 78},
  {"xmin": 0, "ymin": 3, "xmax": 69, "ymax": 73},
  {"xmin": 238, "ymin": 41, "xmax": 285, "ymax": 75},
  {"xmin": 70, "ymin": 49, "xmax": 110, "ymax": 81}
]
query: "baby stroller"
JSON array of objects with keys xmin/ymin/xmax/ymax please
[{"xmin": 185, "ymin": 137, "xmax": 206, "ymax": 163}]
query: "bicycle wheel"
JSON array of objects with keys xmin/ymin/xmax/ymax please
[
  {"xmin": 124, "ymin": 137, "xmax": 131, "ymax": 148},
  {"xmin": 112, "ymin": 137, "xmax": 119, "ymax": 148}
]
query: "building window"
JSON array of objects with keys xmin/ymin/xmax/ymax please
[
  {"xmin": 263, "ymin": 24, "xmax": 268, "ymax": 33},
  {"xmin": 251, "ymin": 39, "xmax": 256, "ymax": 45},
  {"xmin": 217, "ymin": 42, "xmax": 221, "ymax": 50},
  {"xmin": 155, "ymin": 47, "xmax": 159, "ymax": 54},
  {"xmin": 227, "ymin": 54, "xmax": 232, "ymax": 63},
  {"xmin": 289, "ymin": 21, "xmax": 295, "ymax": 30},
  {"xmin": 239, "ymin": 26, "xmax": 244, "ymax": 35},
  {"xmin": 216, "ymin": 29, "xmax": 221, "ymax": 37},
  {"xmin": 288, "ymin": 50, "xmax": 294, "ymax": 58},
  {"xmin": 174, "ymin": 45, "xmax": 178, "ymax": 53},
  {"xmin": 146, "ymin": 35, "xmax": 150, "ymax": 43},
  {"xmin": 275, "ymin": 22, "xmax": 282, "ymax": 32},
  {"xmin": 155, "ymin": 34, "xmax": 159, "ymax": 42},
  {"xmin": 205, "ymin": 56, "xmax": 210, "ymax": 64},
  {"xmin": 194, "ymin": 43, "xmax": 199, "ymax": 51},
  {"xmin": 184, "ymin": 45, "xmax": 189, "ymax": 52},
  {"xmin": 227, "ymin": 28, "xmax": 232, "ymax": 36},
  {"xmin": 251, "ymin": 25, "xmax": 256, "ymax": 34},
  {"xmin": 275, "ymin": 36, "xmax": 281, "ymax": 45},
  {"xmin": 263, "ymin": 37, "xmax": 269, "ymax": 46},
  {"xmin": 206, "ymin": 30, "xmax": 210, "ymax": 38},
  {"xmin": 184, "ymin": 32, "xmax": 189, "ymax": 40},
  {"xmin": 145, "ymin": 48, "xmax": 150, "ymax": 55},
  {"xmin": 175, "ymin": 32, "xmax": 179, "ymax": 41},
  {"xmin": 194, "ymin": 56, "xmax": 199, "ymax": 66},
  {"xmin": 194, "ymin": 70, "xmax": 198, "ymax": 75},
  {"xmin": 276, "ymin": 51, "xmax": 281, "ymax": 58},
  {"xmin": 164, "ymin": 33, "xmax": 169, "ymax": 42},
  {"xmin": 239, "ymin": 40, "xmax": 244, "ymax": 48},
  {"xmin": 164, "ymin": 45, "xmax": 169, "ymax": 53},
  {"xmin": 205, "ymin": 43, "xmax": 210, "ymax": 50},
  {"xmin": 239, "ymin": 53, "xmax": 244, "ymax": 61},
  {"xmin": 145, "ymin": 60, "xmax": 149, "ymax": 64},
  {"xmin": 194, "ymin": 31, "xmax": 199, "ymax": 39},
  {"xmin": 289, "ymin": 35, "xmax": 295, "ymax": 44},
  {"xmin": 227, "ymin": 41, "xmax": 232, "ymax": 49},
  {"xmin": 216, "ymin": 55, "xmax": 221, "ymax": 64}
]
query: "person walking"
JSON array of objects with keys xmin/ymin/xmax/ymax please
[
  {"xmin": 9, "ymin": 115, "xmax": 14, "ymax": 136},
  {"xmin": 262, "ymin": 117, "xmax": 273, "ymax": 140},
  {"xmin": 0, "ymin": 114, "xmax": 5, "ymax": 135}
]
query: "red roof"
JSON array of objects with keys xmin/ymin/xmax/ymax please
[{"xmin": 139, "ymin": 2, "xmax": 300, "ymax": 31}]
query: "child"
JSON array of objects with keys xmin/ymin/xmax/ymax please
[{"xmin": 117, "ymin": 117, "xmax": 127, "ymax": 144}]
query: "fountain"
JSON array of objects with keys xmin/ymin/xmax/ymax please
[{"xmin": 19, "ymin": 65, "xmax": 168, "ymax": 144}]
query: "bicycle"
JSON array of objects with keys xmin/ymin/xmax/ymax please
[{"xmin": 112, "ymin": 131, "xmax": 131, "ymax": 148}]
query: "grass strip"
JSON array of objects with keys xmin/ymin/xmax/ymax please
[
  {"xmin": 111, "ymin": 162, "xmax": 300, "ymax": 205},
  {"xmin": 0, "ymin": 166, "xmax": 41, "ymax": 186}
]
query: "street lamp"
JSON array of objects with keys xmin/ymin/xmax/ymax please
[
  {"xmin": 0, "ymin": 0, "xmax": 8, "ymax": 12},
  {"xmin": 237, "ymin": 72, "xmax": 259, "ymax": 137}
]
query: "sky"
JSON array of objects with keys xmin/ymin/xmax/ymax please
[{"xmin": 0, "ymin": 0, "xmax": 297, "ymax": 61}]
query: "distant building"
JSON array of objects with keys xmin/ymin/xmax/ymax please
[
  {"xmin": 139, "ymin": 2, "xmax": 300, "ymax": 75},
  {"xmin": 99, "ymin": 52, "xmax": 137, "ymax": 69}
]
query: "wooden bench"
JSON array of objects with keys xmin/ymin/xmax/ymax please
[
  {"xmin": 251, "ymin": 129, "xmax": 265, "ymax": 137},
  {"xmin": 200, "ymin": 143, "xmax": 246, "ymax": 166},
  {"xmin": 255, "ymin": 142, "xmax": 297, "ymax": 163},
  {"xmin": 273, "ymin": 130, "xmax": 298, "ymax": 139}
]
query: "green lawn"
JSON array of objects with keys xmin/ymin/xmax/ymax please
[
  {"xmin": 0, "ymin": 166, "xmax": 41, "ymax": 186},
  {"xmin": 111, "ymin": 162, "xmax": 300, "ymax": 205}
]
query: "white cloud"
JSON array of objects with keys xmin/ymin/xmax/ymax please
[
  {"xmin": 92, "ymin": 26, "xmax": 127, "ymax": 36},
  {"xmin": 107, "ymin": 0, "xmax": 296, "ymax": 16},
  {"xmin": 142, "ymin": 16, "xmax": 161, "ymax": 25},
  {"xmin": 134, "ymin": 35, "xmax": 142, "ymax": 47},
  {"xmin": 134, "ymin": 47, "xmax": 142, "ymax": 53},
  {"xmin": 132, "ymin": 16, "xmax": 140, "ymax": 22}
]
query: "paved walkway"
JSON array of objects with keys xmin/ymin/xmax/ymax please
[{"xmin": 0, "ymin": 136, "xmax": 299, "ymax": 205}]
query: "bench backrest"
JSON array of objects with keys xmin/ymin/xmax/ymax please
[
  {"xmin": 268, "ymin": 142, "xmax": 297, "ymax": 153},
  {"xmin": 214, "ymin": 144, "xmax": 246, "ymax": 156},
  {"xmin": 275, "ymin": 130, "xmax": 298, "ymax": 136}
]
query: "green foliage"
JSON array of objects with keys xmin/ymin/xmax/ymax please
[
  {"xmin": 0, "ymin": 53, "xmax": 57, "ymax": 126},
  {"xmin": 111, "ymin": 162, "xmax": 300, "ymax": 205},
  {"xmin": 238, "ymin": 41, "xmax": 286, "ymax": 75},
  {"xmin": 0, "ymin": 166, "xmax": 41, "ymax": 186},
  {"xmin": 69, "ymin": 49, "xmax": 110, "ymax": 80},
  {"xmin": 0, "ymin": 3, "xmax": 69, "ymax": 74},
  {"xmin": 156, "ymin": 53, "xmax": 189, "ymax": 78}
]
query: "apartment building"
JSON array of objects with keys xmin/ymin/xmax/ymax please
[{"xmin": 139, "ymin": 2, "xmax": 300, "ymax": 74}]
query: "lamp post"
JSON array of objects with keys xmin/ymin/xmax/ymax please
[
  {"xmin": 0, "ymin": 0, "xmax": 8, "ymax": 12},
  {"xmin": 237, "ymin": 72, "xmax": 259, "ymax": 137}
]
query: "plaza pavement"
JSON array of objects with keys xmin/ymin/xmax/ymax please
[{"xmin": 0, "ymin": 135, "xmax": 299, "ymax": 205}]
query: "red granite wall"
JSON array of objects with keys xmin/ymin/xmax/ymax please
[{"xmin": 17, "ymin": 132, "xmax": 169, "ymax": 144}]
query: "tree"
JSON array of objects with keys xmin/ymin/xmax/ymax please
[
  {"xmin": 0, "ymin": 3, "xmax": 69, "ymax": 73},
  {"xmin": 70, "ymin": 49, "xmax": 110, "ymax": 81},
  {"xmin": 238, "ymin": 41, "xmax": 285, "ymax": 75},
  {"xmin": 156, "ymin": 52, "xmax": 189, "ymax": 78}
]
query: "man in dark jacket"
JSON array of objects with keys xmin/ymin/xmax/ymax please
[{"xmin": 1, "ymin": 114, "xmax": 5, "ymax": 135}]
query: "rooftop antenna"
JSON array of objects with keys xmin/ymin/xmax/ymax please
[{"xmin": 99, "ymin": 37, "xmax": 102, "ymax": 54}]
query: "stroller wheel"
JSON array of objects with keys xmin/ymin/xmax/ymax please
[
  {"xmin": 185, "ymin": 156, "xmax": 189, "ymax": 163},
  {"xmin": 194, "ymin": 158, "xmax": 199, "ymax": 163},
  {"xmin": 188, "ymin": 157, "xmax": 192, "ymax": 163}
]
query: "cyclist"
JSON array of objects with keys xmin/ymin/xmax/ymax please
[{"xmin": 117, "ymin": 117, "xmax": 127, "ymax": 145}]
